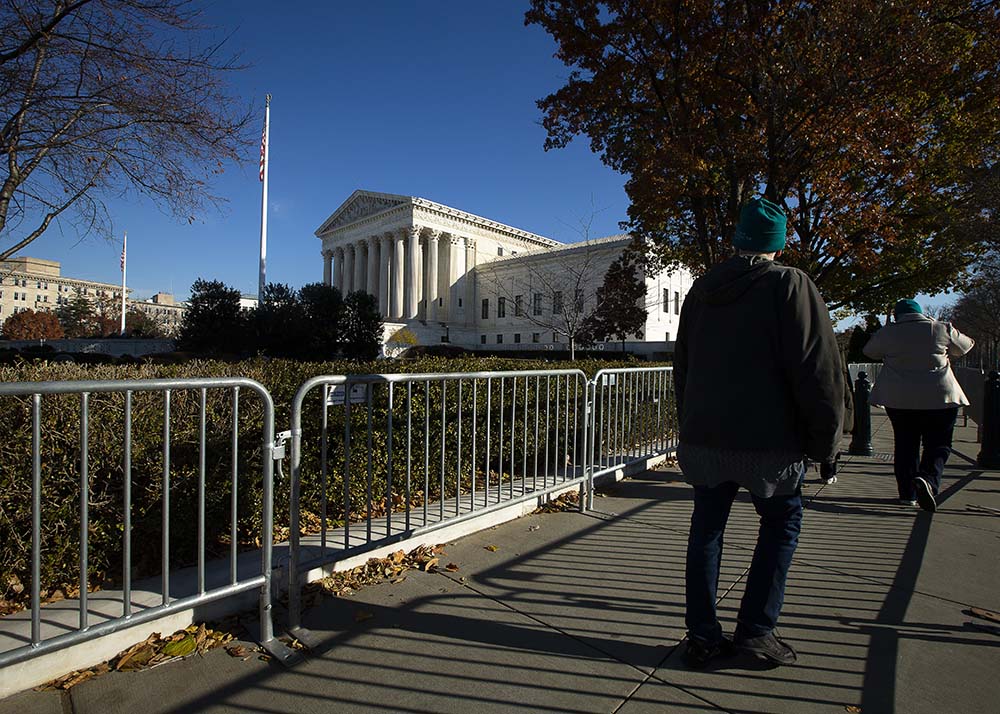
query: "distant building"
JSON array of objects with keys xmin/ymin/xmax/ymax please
[
  {"xmin": 0, "ymin": 257, "xmax": 186, "ymax": 335},
  {"xmin": 239, "ymin": 294, "xmax": 259, "ymax": 310},
  {"xmin": 316, "ymin": 190, "xmax": 694, "ymax": 356},
  {"xmin": 129, "ymin": 292, "xmax": 187, "ymax": 336}
]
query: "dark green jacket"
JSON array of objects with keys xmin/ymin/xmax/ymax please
[{"xmin": 673, "ymin": 256, "xmax": 844, "ymax": 462}]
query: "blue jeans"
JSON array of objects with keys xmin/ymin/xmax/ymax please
[{"xmin": 685, "ymin": 482, "xmax": 803, "ymax": 643}]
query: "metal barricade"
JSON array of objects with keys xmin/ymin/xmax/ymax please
[
  {"xmin": 0, "ymin": 377, "xmax": 293, "ymax": 670},
  {"xmin": 287, "ymin": 369, "xmax": 589, "ymax": 630},
  {"xmin": 587, "ymin": 366, "xmax": 677, "ymax": 508}
]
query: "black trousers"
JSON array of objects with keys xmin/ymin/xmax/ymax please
[{"xmin": 884, "ymin": 407, "xmax": 959, "ymax": 500}]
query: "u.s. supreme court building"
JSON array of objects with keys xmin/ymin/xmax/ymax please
[{"xmin": 316, "ymin": 190, "xmax": 694, "ymax": 356}]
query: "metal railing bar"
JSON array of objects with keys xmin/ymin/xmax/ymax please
[
  {"xmin": 123, "ymin": 391, "xmax": 132, "ymax": 618},
  {"xmin": 456, "ymin": 380, "xmax": 463, "ymax": 518},
  {"xmin": 343, "ymin": 396, "xmax": 352, "ymax": 549},
  {"xmin": 31, "ymin": 394, "xmax": 41, "ymax": 646},
  {"xmin": 471, "ymin": 379, "xmax": 478, "ymax": 513},
  {"xmin": 79, "ymin": 392, "xmax": 89, "ymax": 631},
  {"xmin": 366, "ymin": 385, "xmax": 374, "ymax": 542},
  {"xmin": 161, "ymin": 390, "xmax": 171, "ymax": 608},
  {"xmin": 423, "ymin": 380, "xmax": 430, "ymax": 526},
  {"xmin": 387, "ymin": 383, "xmax": 395, "ymax": 535},
  {"xmin": 198, "ymin": 388, "xmax": 206, "ymax": 595},
  {"xmin": 320, "ymin": 386, "xmax": 329, "ymax": 555},
  {"xmin": 440, "ymin": 381, "xmax": 447, "ymax": 521},
  {"xmin": 230, "ymin": 387, "xmax": 239, "ymax": 585}
]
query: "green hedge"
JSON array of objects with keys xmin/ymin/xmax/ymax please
[{"xmin": 0, "ymin": 356, "xmax": 672, "ymax": 607}]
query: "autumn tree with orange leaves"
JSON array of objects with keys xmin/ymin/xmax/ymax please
[
  {"xmin": 527, "ymin": 1, "xmax": 1000, "ymax": 313},
  {"xmin": 2, "ymin": 309, "xmax": 64, "ymax": 339}
]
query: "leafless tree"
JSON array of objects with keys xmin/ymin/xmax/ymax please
[{"xmin": 0, "ymin": 0, "xmax": 253, "ymax": 260}]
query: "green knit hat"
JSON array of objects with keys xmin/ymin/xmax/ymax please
[
  {"xmin": 733, "ymin": 197, "xmax": 787, "ymax": 252},
  {"xmin": 894, "ymin": 299, "xmax": 923, "ymax": 316}
]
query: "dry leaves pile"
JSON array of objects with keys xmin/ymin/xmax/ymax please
[
  {"xmin": 533, "ymin": 491, "xmax": 580, "ymax": 513},
  {"xmin": 304, "ymin": 543, "xmax": 451, "ymax": 603},
  {"xmin": 36, "ymin": 623, "xmax": 240, "ymax": 691}
]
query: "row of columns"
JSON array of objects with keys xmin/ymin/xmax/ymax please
[{"xmin": 321, "ymin": 227, "xmax": 477, "ymax": 324}]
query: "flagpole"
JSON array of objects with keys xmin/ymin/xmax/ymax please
[
  {"xmin": 119, "ymin": 231, "xmax": 127, "ymax": 336},
  {"xmin": 258, "ymin": 94, "xmax": 271, "ymax": 301}
]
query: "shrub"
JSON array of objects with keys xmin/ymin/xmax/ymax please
[{"xmin": 0, "ymin": 356, "xmax": 672, "ymax": 609}]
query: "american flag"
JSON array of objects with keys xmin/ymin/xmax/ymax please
[{"xmin": 259, "ymin": 124, "xmax": 266, "ymax": 182}]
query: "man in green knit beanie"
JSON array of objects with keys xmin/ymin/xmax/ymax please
[{"xmin": 674, "ymin": 197, "xmax": 844, "ymax": 667}]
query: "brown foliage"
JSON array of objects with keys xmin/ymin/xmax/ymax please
[
  {"xmin": 528, "ymin": 1, "xmax": 1000, "ymax": 312},
  {"xmin": 2, "ymin": 308, "xmax": 64, "ymax": 339}
]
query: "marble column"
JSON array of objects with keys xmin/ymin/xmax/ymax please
[
  {"xmin": 353, "ymin": 241, "xmax": 367, "ymax": 294},
  {"xmin": 464, "ymin": 238, "xmax": 477, "ymax": 327},
  {"xmin": 379, "ymin": 233, "xmax": 392, "ymax": 316},
  {"xmin": 451, "ymin": 237, "xmax": 466, "ymax": 316},
  {"xmin": 426, "ymin": 230, "xmax": 440, "ymax": 322},
  {"xmin": 366, "ymin": 236, "xmax": 379, "ymax": 300},
  {"xmin": 391, "ymin": 230, "xmax": 405, "ymax": 319},
  {"xmin": 322, "ymin": 249, "xmax": 333, "ymax": 286},
  {"xmin": 333, "ymin": 247, "xmax": 344, "ymax": 293},
  {"xmin": 405, "ymin": 227, "xmax": 422, "ymax": 319},
  {"xmin": 342, "ymin": 245, "xmax": 355, "ymax": 294},
  {"xmin": 444, "ymin": 235, "xmax": 461, "ymax": 321}
]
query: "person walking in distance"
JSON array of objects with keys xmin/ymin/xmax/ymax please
[
  {"xmin": 673, "ymin": 197, "xmax": 844, "ymax": 667},
  {"xmin": 863, "ymin": 300, "xmax": 974, "ymax": 512}
]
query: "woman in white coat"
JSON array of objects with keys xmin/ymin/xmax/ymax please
[{"xmin": 863, "ymin": 299, "xmax": 975, "ymax": 512}]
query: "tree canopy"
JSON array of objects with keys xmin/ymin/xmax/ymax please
[
  {"xmin": 2, "ymin": 309, "xmax": 64, "ymax": 339},
  {"xmin": 527, "ymin": 0, "xmax": 1000, "ymax": 313},
  {"xmin": 580, "ymin": 251, "xmax": 647, "ymax": 350},
  {"xmin": 0, "ymin": 0, "xmax": 251, "ymax": 259}
]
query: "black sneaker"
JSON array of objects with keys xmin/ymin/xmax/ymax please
[
  {"xmin": 735, "ymin": 631, "xmax": 797, "ymax": 665},
  {"xmin": 914, "ymin": 477, "xmax": 937, "ymax": 513},
  {"xmin": 683, "ymin": 636, "xmax": 736, "ymax": 669}
]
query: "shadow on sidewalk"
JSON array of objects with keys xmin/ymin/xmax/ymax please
[{"xmin": 151, "ymin": 464, "xmax": 994, "ymax": 714}]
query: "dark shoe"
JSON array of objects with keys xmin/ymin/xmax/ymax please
[
  {"xmin": 683, "ymin": 636, "xmax": 736, "ymax": 669},
  {"xmin": 735, "ymin": 631, "xmax": 797, "ymax": 665},
  {"xmin": 914, "ymin": 477, "xmax": 937, "ymax": 513}
]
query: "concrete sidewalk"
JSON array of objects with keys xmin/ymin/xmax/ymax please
[{"xmin": 4, "ymin": 411, "xmax": 999, "ymax": 713}]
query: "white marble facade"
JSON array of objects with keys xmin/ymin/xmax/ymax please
[{"xmin": 316, "ymin": 190, "xmax": 692, "ymax": 354}]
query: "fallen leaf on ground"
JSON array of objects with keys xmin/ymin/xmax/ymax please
[
  {"xmin": 485, "ymin": 545, "xmax": 499, "ymax": 552},
  {"xmin": 226, "ymin": 644, "xmax": 253, "ymax": 659},
  {"xmin": 423, "ymin": 557, "xmax": 440, "ymax": 571},
  {"xmin": 445, "ymin": 563, "xmax": 459, "ymax": 572},
  {"xmin": 845, "ymin": 707, "xmax": 862, "ymax": 713}
]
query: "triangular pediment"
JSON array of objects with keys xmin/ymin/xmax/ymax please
[{"xmin": 315, "ymin": 190, "xmax": 411, "ymax": 235}]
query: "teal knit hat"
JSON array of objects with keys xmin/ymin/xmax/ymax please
[
  {"xmin": 733, "ymin": 198, "xmax": 787, "ymax": 252},
  {"xmin": 894, "ymin": 299, "xmax": 923, "ymax": 316}
]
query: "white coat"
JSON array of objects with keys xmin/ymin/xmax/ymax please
[{"xmin": 863, "ymin": 313, "xmax": 975, "ymax": 409}]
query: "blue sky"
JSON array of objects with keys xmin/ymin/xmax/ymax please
[
  {"xmin": 17, "ymin": 0, "xmax": 949, "ymax": 319},
  {"xmin": 23, "ymin": 1, "xmax": 631, "ymax": 300}
]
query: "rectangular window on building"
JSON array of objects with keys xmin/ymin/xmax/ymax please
[
  {"xmin": 497, "ymin": 246, "xmax": 504, "ymax": 256},
  {"xmin": 481, "ymin": 298, "xmax": 489, "ymax": 319},
  {"xmin": 553, "ymin": 291, "xmax": 563, "ymax": 314},
  {"xmin": 553, "ymin": 333, "xmax": 561, "ymax": 343},
  {"xmin": 533, "ymin": 292, "xmax": 542, "ymax": 316},
  {"xmin": 458, "ymin": 298, "xmax": 462, "ymax": 307},
  {"xmin": 496, "ymin": 334, "xmax": 503, "ymax": 344},
  {"xmin": 532, "ymin": 332, "xmax": 540, "ymax": 343},
  {"xmin": 514, "ymin": 333, "xmax": 521, "ymax": 344},
  {"xmin": 481, "ymin": 335, "xmax": 486, "ymax": 344},
  {"xmin": 575, "ymin": 289, "xmax": 584, "ymax": 312},
  {"xmin": 674, "ymin": 291, "xmax": 680, "ymax": 315},
  {"xmin": 438, "ymin": 297, "xmax": 442, "ymax": 306},
  {"xmin": 498, "ymin": 297, "xmax": 506, "ymax": 318},
  {"xmin": 514, "ymin": 295, "xmax": 523, "ymax": 316},
  {"xmin": 663, "ymin": 288, "xmax": 669, "ymax": 311}
]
